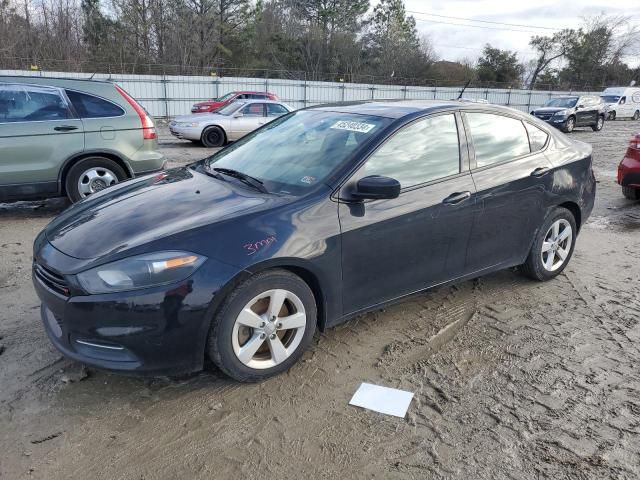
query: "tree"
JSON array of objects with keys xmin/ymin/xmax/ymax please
[
  {"xmin": 365, "ymin": 0, "xmax": 433, "ymax": 80},
  {"xmin": 476, "ymin": 44, "xmax": 524, "ymax": 86},
  {"xmin": 528, "ymin": 29, "xmax": 574, "ymax": 89}
]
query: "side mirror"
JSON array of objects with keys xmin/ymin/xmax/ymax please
[
  {"xmin": 233, "ymin": 112, "xmax": 243, "ymax": 118},
  {"xmin": 577, "ymin": 104, "xmax": 584, "ymax": 109},
  {"xmin": 352, "ymin": 175, "xmax": 400, "ymax": 200}
]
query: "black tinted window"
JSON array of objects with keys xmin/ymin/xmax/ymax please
[
  {"xmin": 525, "ymin": 123, "xmax": 548, "ymax": 152},
  {"xmin": 363, "ymin": 114, "xmax": 460, "ymax": 188},
  {"xmin": 267, "ymin": 104, "xmax": 289, "ymax": 116},
  {"xmin": 466, "ymin": 113, "xmax": 530, "ymax": 167},
  {"xmin": 66, "ymin": 90, "xmax": 124, "ymax": 118},
  {"xmin": 249, "ymin": 94, "xmax": 266, "ymax": 99},
  {"xmin": 0, "ymin": 84, "xmax": 72, "ymax": 122}
]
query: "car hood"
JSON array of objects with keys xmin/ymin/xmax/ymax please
[
  {"xmin": 45, "ymin": 167, "xmax": 286, "ymax": 260},
  {"xmin": 533, "ymin": 107, "xmax": 567, "ymax": 114}
]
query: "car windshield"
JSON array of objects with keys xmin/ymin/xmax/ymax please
[
  {"xmin": 215, "ymin": 92, "xmax": 235, "ymax": 102},
  {"xmin": 601, "ymin": 95, "xmax": 620, "ymax": 103},
  {"xmin": 545, "ymin": 97, "xmax": 578, "ymax": 108},
  {"xmin": 204, "ymin": 110, "xmax": 392, "ymax": 195},
  {"xmin": 216, "ymin": 102, "xmax": 246, "ymax": 116}
]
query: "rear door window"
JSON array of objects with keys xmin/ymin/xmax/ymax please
[
  {"xmin": 524, "ymin": 123, "xmax": 548, "ymax": 152},
  {"xmin": 65, "ymin": 90, "xmax": 124, "ymax": 118},
  {"xmin": 0, "ymin": 84, "xmax": 72, "ymax": 123},
  {"xmin": 465, "ymin": 113, "xmax": 530, "ymax": 167},
  {"xmin": 267, "ymin": 104, "xmax": 289, "ymax": 116}
]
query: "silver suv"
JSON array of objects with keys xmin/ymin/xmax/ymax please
[{"xmin": 0, "ymin": 76, "xmax": 165, "ymax": 202}]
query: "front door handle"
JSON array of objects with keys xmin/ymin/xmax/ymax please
[
  {"xmin": 54, "ymin": 125, "xmax": 79, "ymax": 132},
  {"xmin": 531, "ymin": 166, "xmax": 551, "ymax": 177},
  {"xmin": 442, "ymin": 191, "xmax": 471, "ymax": 205}
]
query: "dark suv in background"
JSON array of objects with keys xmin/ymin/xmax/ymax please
[
  {"xmin": 531, "ymin": 95, "xmax": 605, "ymax": 133},
  {"xmin": 0, "ymin": 76, "xmax": 164, "ymax": 203}
]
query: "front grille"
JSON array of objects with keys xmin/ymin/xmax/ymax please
[
  {"xmin": 535, "ymin": 113, "xmax": 553, "ymax": 120},
  {"xmin": 34, "ymin": 263, "xmax": 70, "ymax": 296}
]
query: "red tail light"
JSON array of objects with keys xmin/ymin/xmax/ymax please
[
  {"xmin": 630, "ymin": 134, "xmax": 640, "ymax": 150},
  {"xmin": 115, "ymin": 85, "xmax": 157, "ymax": 140}
]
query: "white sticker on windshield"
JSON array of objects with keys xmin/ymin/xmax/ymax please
[{"xmin": 330, "ymin": 120, "xmax": 376, "ymax": 133}]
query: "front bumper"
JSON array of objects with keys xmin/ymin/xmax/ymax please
[
  {"xmin": 32, "ymin": 244, "xmax": 241, "ymax": 375},
  {"xmin": 169, "ymin": 125, "xmax": 202, "ymax": 141},
  {"xmin": 533, "ymin": 114, "xmax": 568, "ymax": 128}
]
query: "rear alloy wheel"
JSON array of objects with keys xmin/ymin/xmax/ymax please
[
  {"xmin": 622, "ymin": 186, "xmax": 640, "ymax": 200},
  {"xmin": 521, "ymin": 207, "xmax": 577, "ymax": 281},
  {"xmin": 201, "ymin": 126, "xmax": 226, "ymax": 148},
  {"xmin": 633, "ymin": 110, "xmax": 640, "ymax": 121},
  {"xmin": 65, "ymin": 157, "xmax": 126, "ymax": 203},
  {"xmin": 591, "ymin": 115, "xmax": 604, "ymax": 131},
  {"xmin": 563, "ymin": 116, "xmax": 576, "ymax": 133},
  {"xmin": 207, "ymin": 270, "xmax": 316, "ymax": 382}
]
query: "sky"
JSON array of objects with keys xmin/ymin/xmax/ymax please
[{"xmin": 391, "ymin": 0, "xmax": 640, "ymax": 67}]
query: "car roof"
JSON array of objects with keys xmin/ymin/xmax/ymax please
[
  {"xmin": 231, "ymin": 91, "xmax": 275, "ymax": 95},
  {"xmin": 307, "ymin": 99, "xmax": 526, "ymax": 119}
]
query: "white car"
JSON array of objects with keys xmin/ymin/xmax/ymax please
[
  {"xmin": 170, "ymin": 100, "xmax": 293, "ymax": 147},
  {"xmin": 600, "ymin": 86, "xmax": 640, "ymax": 121}
]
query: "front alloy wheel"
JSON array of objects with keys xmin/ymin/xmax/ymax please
[
  {"xmin": 207, "ymin": 269, "xmax": 316, "ymax": 382},
  {"xmin": 232, "ymin": 289, "xmax": 307, "ymax": 369},
  {"xmin": 564, "ymin": 117, "xmax": 575, "ymax": 133}
]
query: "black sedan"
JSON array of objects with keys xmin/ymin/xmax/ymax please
[{"xmin": 33, "ymin": 100, "xmax": 596, "ymax": 382}]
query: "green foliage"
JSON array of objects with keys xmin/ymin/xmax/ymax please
[{"xmin": 477, "ymin": 44, "xmax": 524, "ymax": 86}]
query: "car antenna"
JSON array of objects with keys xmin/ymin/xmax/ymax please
[{"xmin": 457, "ymin": 79, "xmax": 472, "ymax": 100}]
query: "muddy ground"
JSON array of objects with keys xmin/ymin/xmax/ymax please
[{"xmin": 1, "ymin": 121, "xmax": 639, "ymax": 479}]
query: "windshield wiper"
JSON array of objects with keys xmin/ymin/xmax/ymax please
[{"xmin": 213, "ymin": 167, "xmax": 269, "ymax": 194}]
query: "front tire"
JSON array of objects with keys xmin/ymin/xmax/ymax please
[
  {"xmin": 609, "ymin": 111, "xmax": 616, "ymax": 121},
  {"xmin": 201, "ymin": 126, "xmax": 226, "ymax": 148},
  {"xmin": 65, "ymin": 157, "xmax": 126, "ymax": 203},
  {"xmin": 633, "ymin": 110, "xmax": 640, "ymax": 121},
  {"xmin": 591, "ymin": 115, "xmax": 604, "ymax": 131},
  {"xmin": 521, "ymin": 207, "xmax": 577, "ymax": 281},
  {"xmin": 207, "ymin": 270, "xmax": 317, "ymax": 382},
  {"xmin": 622, "ymin": 186, "xmax": 640, "ymax": 200},
  {"xmin": 563, "ymin": 116, "xmax": 576, "ymax": 133}
]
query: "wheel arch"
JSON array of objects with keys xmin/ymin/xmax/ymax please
[
  {"xmin": 557, "ymin": 201, "xmax": 581, "ymax": 231},
  {"xmin": 58, "ymin": 151, "xmax": 133, "ymax": 195},
  {"xmin": 201, "ymin": 124, "xmax": 228, "ymax": 144}
]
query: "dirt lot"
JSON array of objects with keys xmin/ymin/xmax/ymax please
[{"xmin": 1, "ymin": 121, "xmax": 639, "ymax": 480}]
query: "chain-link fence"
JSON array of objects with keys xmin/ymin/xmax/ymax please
[{"xmin": 0, "ymin": 66, "xmax": 601, "ymax": 118}]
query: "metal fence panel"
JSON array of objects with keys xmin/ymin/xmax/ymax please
[{"xmin": 0, "ymin": 69, "xmax": 599, "ymax": 118}]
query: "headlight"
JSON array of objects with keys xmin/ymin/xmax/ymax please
[
  {"xmin": 553, "ymin": 110, "xmax": 569, "ymax": 117},
  {"xmin": 77, "ymin": 251, "xmax": 206, "ymax": 294},
  {"xmin": 176, "ymin": 122, "xmax": 199, "ymax": 127}
]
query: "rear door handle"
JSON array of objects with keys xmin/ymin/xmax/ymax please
[
  {"xmin": 442, "ymin": 191, "xmax": 471, "ymax": 205},
  {"xmin": 54, "ymin": 125, "xmax": 79, "ymax": 132},
  {"xmin": 531, "ymin": 167, "xmax": 551, "ymax": 177}
]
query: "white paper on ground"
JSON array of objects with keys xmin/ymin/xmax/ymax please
[{"xmin": 349, "ymin": 383, "xmax": 414, "ymax": 418}]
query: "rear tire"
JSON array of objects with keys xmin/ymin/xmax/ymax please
[
  {"xmin": 65, "ymin": 157, "xmax": 127, "ymax": 203},
  {"xmin": 609, "ymin": 111, "xmax": 616, "ymax": 121},
  {"xmin": 201, "ymin": 126, "xmax": 226, "ymax": 148},
  {"xmin": 622, "ymin": 186, "xmax": 640, "ymax": 200},
  {"xmin": 207, "ymin": 269, "xmax": 317, "ymax": 382},
  {"xmin": 591, "ymin": 115, "xmax": 604, "ymax": 131},
  {"xmin": 521, "ymin": 207, "xmax": 577, "ymax": 281},
  {"xmin": 563, "ymin": 116, "xmax": 576, "ymax": 133},
  {"xmin": 633, "ymin": 110, "xmax": 640, "ymax": 121}
]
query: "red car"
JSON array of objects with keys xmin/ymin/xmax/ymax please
[
  {"xmin": 618, "ymin": 132, "xmax": 640, "ymax": 200},
  {"xmin": 191, "ymin": 91, "xmax": 279, "ymax": 113}
]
